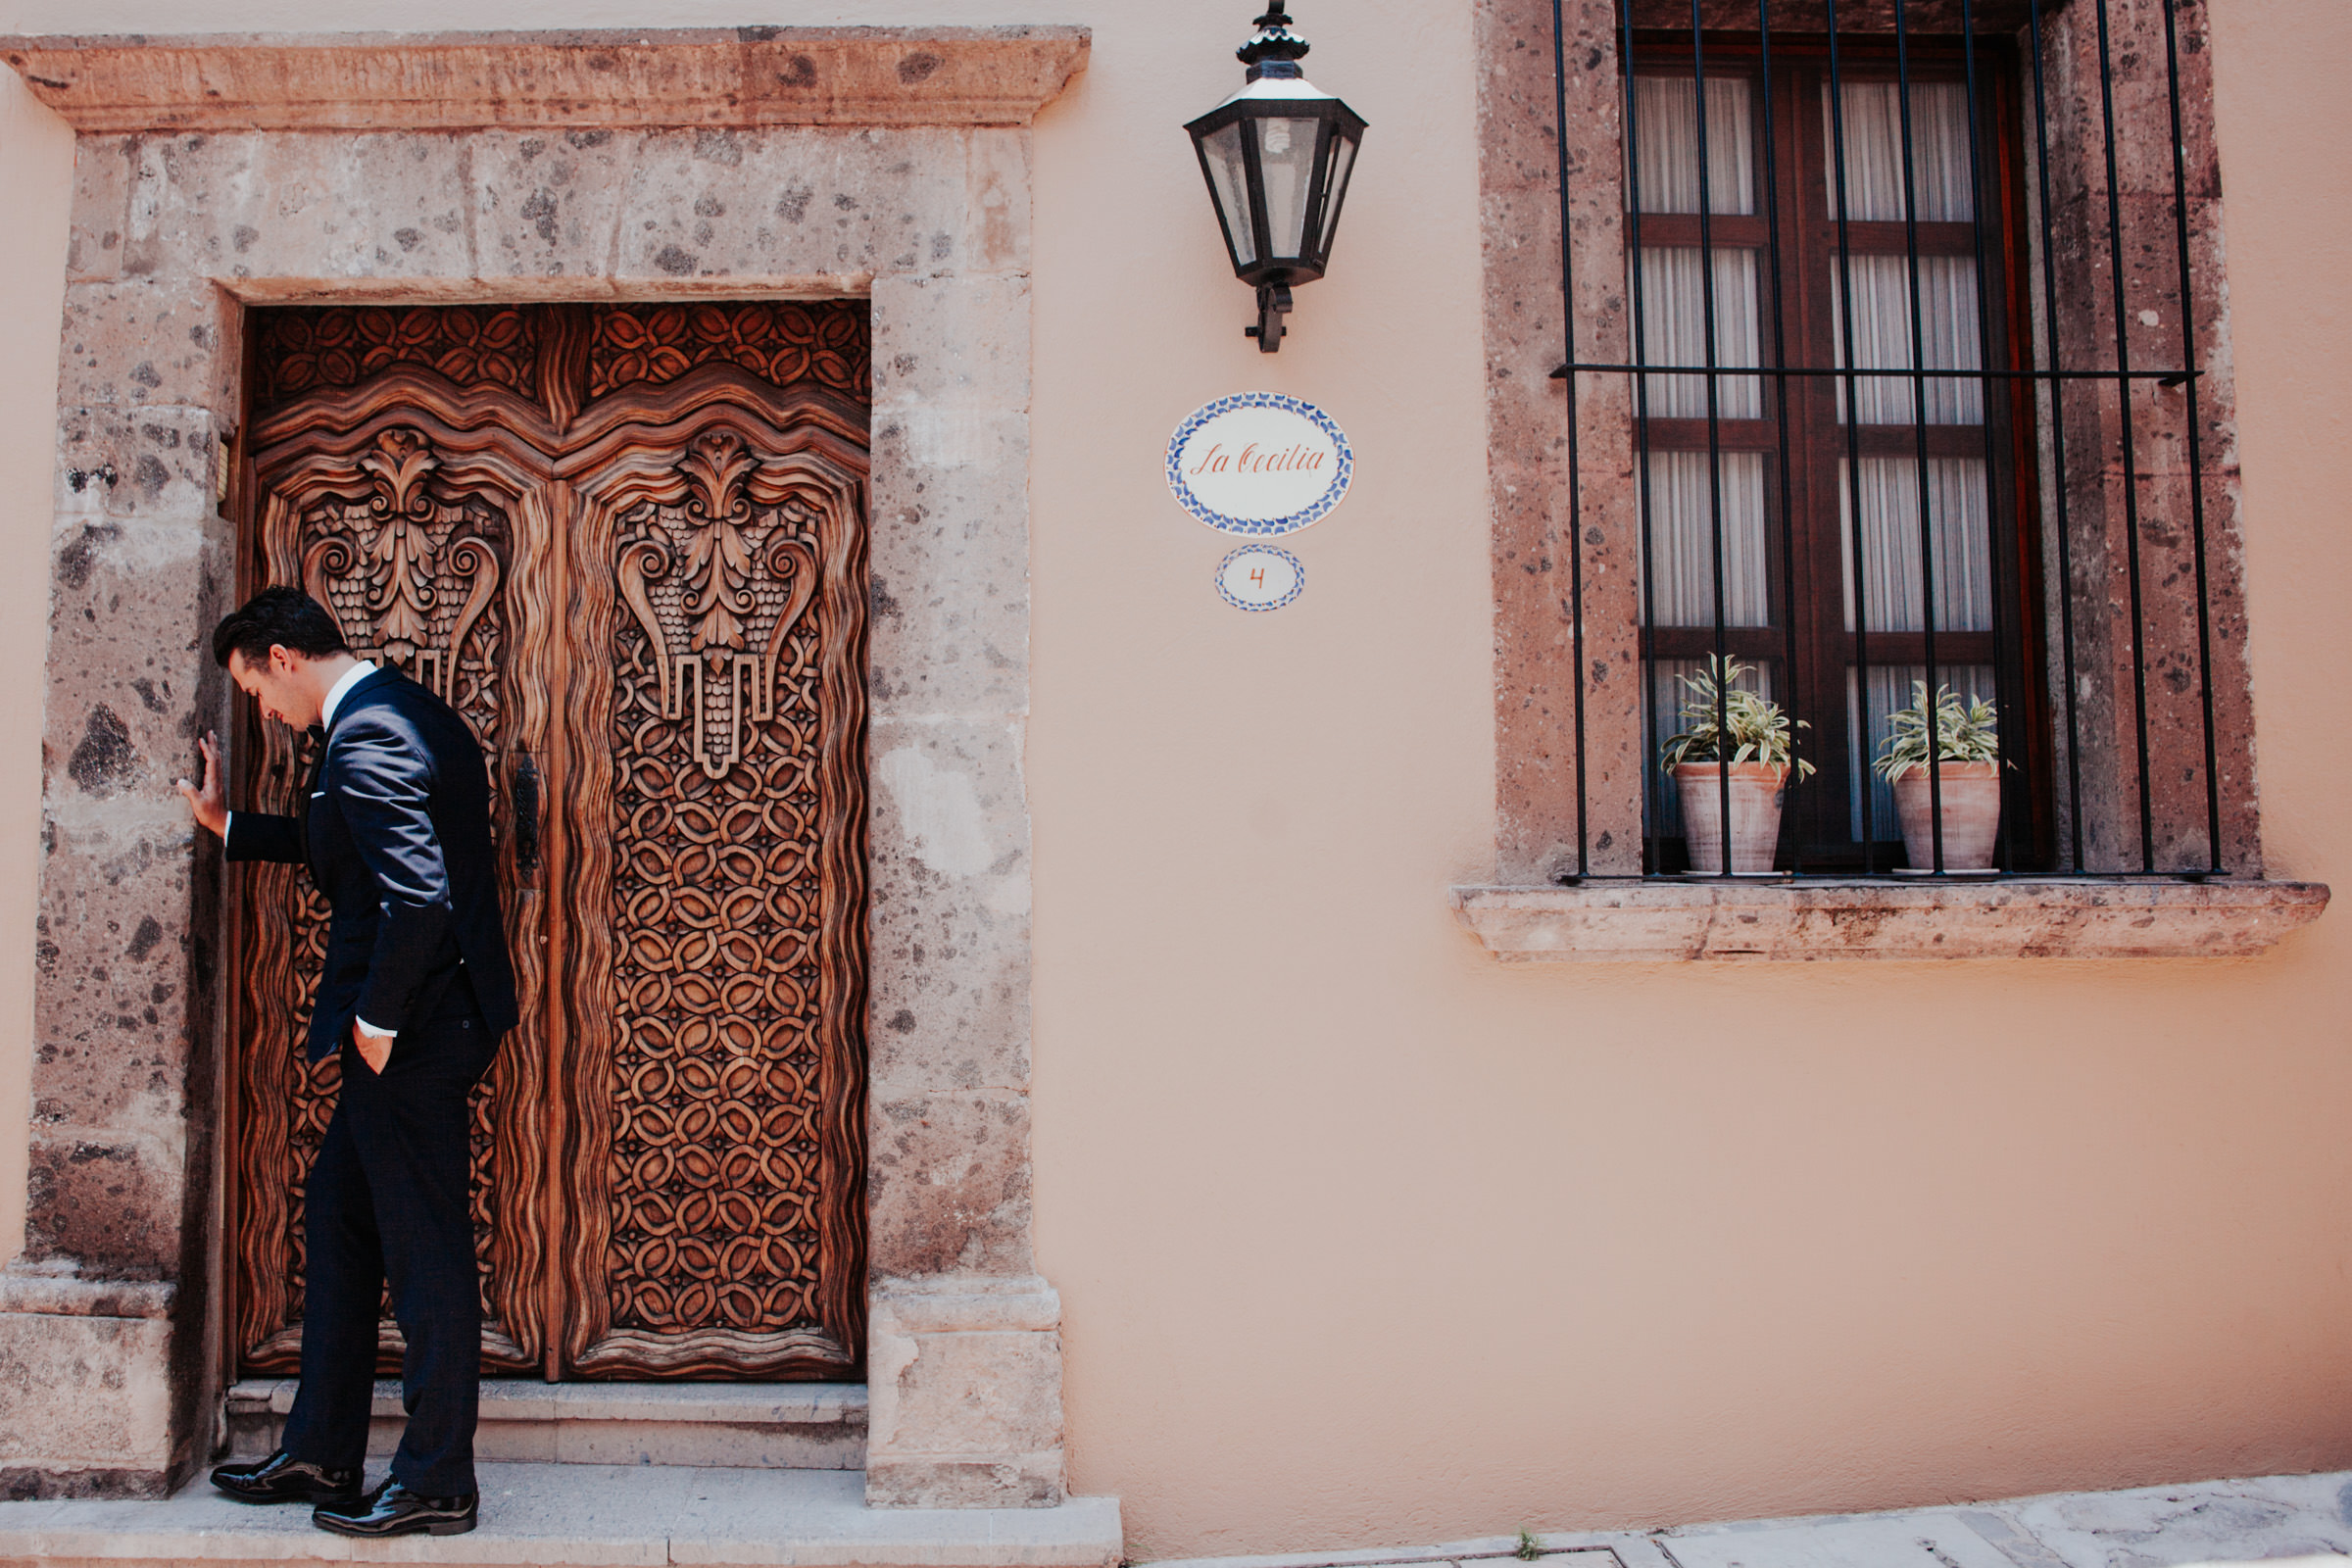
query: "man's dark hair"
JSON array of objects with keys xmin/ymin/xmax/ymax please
[{"xmin": 211, "ymin": 587, "xmax": 352, "ymax": 669}]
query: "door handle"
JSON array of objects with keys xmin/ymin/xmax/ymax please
[{"xmin": 513, "ymin": 752, "xmax": 541, "ymax": 878}]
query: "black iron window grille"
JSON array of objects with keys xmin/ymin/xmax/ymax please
[{"xmin": 1543, "ymin": 0, "xmax": 2246, "ymax": 880}]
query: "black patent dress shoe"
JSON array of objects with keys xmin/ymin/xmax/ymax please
[
  {"xmin": 209, "ymin": 1449, "xmax": 362, "ymax": 1505},
  {"xmin": 312, "ymin": 1478, "xmax": 479, "ymax": 1538}
]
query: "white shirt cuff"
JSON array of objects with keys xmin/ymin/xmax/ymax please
[{"xmin": 355, "ymin": 1016, "xmax": 396, "ymax": 1039}]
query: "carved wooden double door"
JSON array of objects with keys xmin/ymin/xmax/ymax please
[{"xmin": 228, "ymin": 302, "xmax": 869, "ymax": 1380}]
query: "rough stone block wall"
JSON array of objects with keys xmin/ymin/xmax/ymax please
[
  {"xmin": 0, "ymin": 28, "xmax": 1082, "ymax": 1503},
  {"xmin": 1481, "ymin": 0, "xmax": 1642, "ymax": 882},
  {"xmin": 2034, "ymin": 0, "xmax": 2256, "ymax": 874}
]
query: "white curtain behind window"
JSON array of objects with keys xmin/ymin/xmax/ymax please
[
  {"xmin": 1838, "ymin": 458, "xmax": 1993, "ymax": 634},
  {"xmin": 1635, "ymin": 75, "xmax": 1754, "ymax": 215},
  {"xmin": 1636, "ymin": 247, "xmax": 1763, "ymax": 417},
  {"xmin": 1630, "ymin": 74, "xmax": 1770, "ymax": 638},
  {"xmin": 1832, "ymin": 256, "xmax": 1984, "ymax": 424},
  {"xmin": 1824, "ymin": 80, "xmax": 1974, "ymax": 220},
  {"xmin": 1641, "ymin": 452, "xmax": 1771, "ymax": 628}
]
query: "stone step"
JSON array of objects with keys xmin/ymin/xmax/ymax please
[
  {"xmin": 0, "ymin": 1462, "xmax": 1123, "ymax": 1568},
  {"xmin": 225, "ymin": 1378, "xmax": 867, "ymax": 1469}
]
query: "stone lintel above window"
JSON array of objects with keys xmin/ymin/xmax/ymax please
[
  {"xmin": 1451, "ymin": 878, "xmax": 2328, "ymax": 962},
  {"xmin": 0, "ymin": 26, "xmax": 1091, "ymax": 133}
]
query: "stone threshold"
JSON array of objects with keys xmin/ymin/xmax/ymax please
[
  {"xmin": 225, "ymin": 1379, "xmax": 867, "ymax": 1470},
  {"xmin": 1451, "ymin": 876, "xmax": 2329, "ymax": 961},
  {"xmin": 0, "ymin": 1463, "xmax": 1123, "ymax": 1568}
]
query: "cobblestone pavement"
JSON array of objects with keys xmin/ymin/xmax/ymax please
[{"xmin": 1152, "ymin": 1471, "xmax": 2352, "ymax": 1568}]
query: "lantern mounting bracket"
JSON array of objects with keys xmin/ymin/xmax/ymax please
[{"xmin": 1244, "ymin": 284, "xmax": 1294, "ymax": 352}]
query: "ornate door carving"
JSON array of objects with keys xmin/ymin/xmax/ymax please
[{"xmin": 231, "ymin": 303, "xmax": 869, "ymax": 1381}]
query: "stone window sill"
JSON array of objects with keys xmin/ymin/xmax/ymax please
[{"xmin": 1449, "ymin": 878, "xmax": 2329, "ymax": 962}]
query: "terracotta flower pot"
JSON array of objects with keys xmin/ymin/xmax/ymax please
[
  {"xmin": 1890, "ymin": 760, "xmax": 2002, "ymax": 870},
  {"xmin": 1673, "ymin": 761, "xmax": 1789, "ymax": 874}
]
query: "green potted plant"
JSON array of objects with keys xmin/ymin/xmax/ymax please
[
  {"xmin": 1659, "ymin": 656, "xmax": 1813, "ymax": 874},
  {"xmin": 1873, "ymin": 681, "xmax": 2003, "ymax": 872}
]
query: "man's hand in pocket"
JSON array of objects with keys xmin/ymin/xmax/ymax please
[{"xmin": 353, "ymin": 1022, "xmax": 394, "ymax": 1075}]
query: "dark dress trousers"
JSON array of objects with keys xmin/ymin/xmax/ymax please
[{"xmin": 225, "ymin": 666, "xmax": 518, "ymax": 1496}]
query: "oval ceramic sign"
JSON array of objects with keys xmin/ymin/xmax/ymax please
[
  {"xmin": 1166, "ymin": 392, "xmax": 1351, "ymax": 537},
  {"xmin": 1216, "ymin": 546, "xmax": 1305, "ymax": 612}
]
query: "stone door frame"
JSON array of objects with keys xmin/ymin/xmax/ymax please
[{"xmin": 0, "ymin": 26, "xmax": 1088, "ymax": 1507}]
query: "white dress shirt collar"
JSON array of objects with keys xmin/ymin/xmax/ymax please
[{"xmin": 320, "ymin": 660, "xmax": 379, "ymax": 731}]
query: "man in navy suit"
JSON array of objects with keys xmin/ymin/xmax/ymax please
[{"xmin": 178, "ymin": 587, "xmax": 517, "ymax": 1539}]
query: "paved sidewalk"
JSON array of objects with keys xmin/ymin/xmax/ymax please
[{"xmin": 1151, "ymin": 1470, "xmax": 2352, "ymax": 1568}]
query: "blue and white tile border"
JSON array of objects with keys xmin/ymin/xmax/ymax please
[
  {"xmin": 1215, "ymin": 546, "xmax": 1307, "ymax": 612},
  {"xmin": 1166, "ymin": 391, "xmax": 1353, "ymax": 537}
]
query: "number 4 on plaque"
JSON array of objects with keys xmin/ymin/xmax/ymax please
[{"xmin": 1216, "ymin": 546, "xmax": 1304, "ymax": 612}]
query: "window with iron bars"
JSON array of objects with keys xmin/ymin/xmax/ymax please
[{"xmin": 1496, "ymin": 0, "xmax": 2251, "ymax": 884}]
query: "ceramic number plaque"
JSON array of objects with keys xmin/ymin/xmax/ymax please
[
  {"xmin": 1167, "ymin": 392, "xmax": 1351, "ymax": 537},
  {"xmin": 1216, "ymin": 546, "xmax": 1305, "ymax": 612}
]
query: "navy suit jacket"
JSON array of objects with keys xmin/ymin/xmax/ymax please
[{"xmin": 225, "ymin": 667, "xmax": 519, "ymax": 1062}]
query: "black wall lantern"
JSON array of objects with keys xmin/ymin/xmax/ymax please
[{"xmin": 1184, "ymin": 5, "xmax": 1367, "ymax": 353}]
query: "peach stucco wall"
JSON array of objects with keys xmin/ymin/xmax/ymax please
[{"xmin": 0, "ymin": 0, "xmax": 2346, "ymax": 1557}]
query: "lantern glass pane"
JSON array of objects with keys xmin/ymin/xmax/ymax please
[
  {"xmin": 1254, "ymin": 116, "xmax": 1321, "ymax": 261},
  {"xmin": 1201, "ymin": 122, "xmax": 1255, "ymax": 268},
  {"xmin": 1317, "ymin": 133, "xmax": 1358, "ymax": 258}
]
